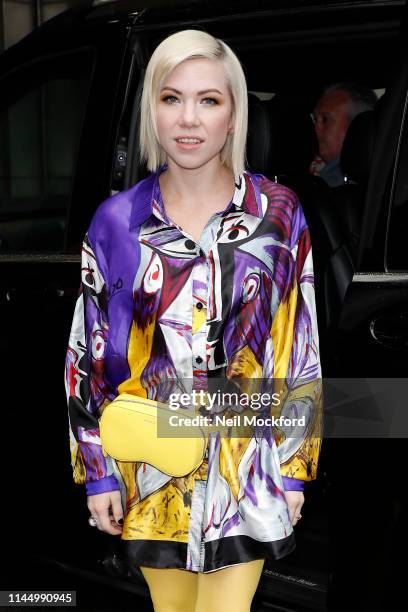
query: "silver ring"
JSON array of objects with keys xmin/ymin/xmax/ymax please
[{"xmin": 88, "ymin": 516, "xmax": 98, "ymax": 527}]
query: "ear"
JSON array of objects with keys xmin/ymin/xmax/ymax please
[{"xmin": 228, "ymin": 111, "xmax": 235, "ymax": 134}]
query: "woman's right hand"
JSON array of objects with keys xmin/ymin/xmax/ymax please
[{"xmin": 87, "ymin": 490, "xmax": 124, "ymax": 535}]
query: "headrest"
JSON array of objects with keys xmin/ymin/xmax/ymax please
[
  {"xmin": 246, "ymin": 93, "xmax": 272, "ymax": 174},
  {"xmin": 340, "ymin": 110, "xmax": 375, "ymax": 184},
  {"xmin": 266, "ymin": 96, "xmax": 318, "ymax": 176},
  {"xmin": 246, "ymin": 93, "xmax": 318, "ymax": 176}
]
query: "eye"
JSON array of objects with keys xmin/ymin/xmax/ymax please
[
  {"xmin": 155, "ymin": 237, "xmax": 199, "ymax": 259},
  {"xmin": 202, "ymin": 97, "xmax": 218, "ymax": 105},
  {"xmin": 91, "ymin": 329, "xmax": 105, "ymax": 360},
  {"xmin": 143, "ymin": 253, "xmax": 163, "ymax": 294},
  {"xmin": 162, "ymin": 95, "xmax": 179, "ymax": 104},
  {"xmin": 226, "ymin": 222, "xmax": 248, "ymax": 240},
  {"xmin": 82, "ymin": 265, "xmax": 95, "ymax": 288},
  {"xmin": 319, "ymin": 114, "xmax": 332, "ymax": 126},
  {"xmin": 81, "ymin": 249, "xmax": 104, "ymax": 293},
  {"xmin": 216, "ymin": 214, "xmax": 260, "ymax": 243},
  {"xmin": 242, "ymin": 273, "xmax": 261, "ymax": 303}
]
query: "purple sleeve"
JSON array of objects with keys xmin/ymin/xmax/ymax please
[
  {"xmin": 276, "ymin": 195, "xmax": 323, "ymax": 483},
  {"xmin": 86, "ymin": 475, "xmax": 121, "ymax": 496},
  {"xmin": 282, "ymin": 476, "xmax": 305, "ymax": 492},
  {"xmin": 64, "ymin": 234, "xmax": 119, "ymax": 493}
]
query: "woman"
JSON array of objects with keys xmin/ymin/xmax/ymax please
[{"xmin": 65, "ymin": 29, "xmax": 322, "ymax": 612}]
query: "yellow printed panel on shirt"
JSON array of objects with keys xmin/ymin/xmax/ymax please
[
  {"xmin": 121, "ymin": 474, "xmax": 196, "ymax": 542},
  {"xmin": 192, "ymin": 304, "xmax": 206, "ymax": 334},
  {"xmin": 117, "ymin": 319, "xmax": 155, "ymax": 397},
  {"xmin": 218, "ymin": 437, "xmax": 252, "ymax": 501},
  {"xmin": 277, "ymin": 372, "xmax": 323, "ymax": 481},
  {"xmin": 280, "ymin": 435, "xmax": 322, "ymax": 481},
  {"xmin": 270, "ymin": 282, "xmax": 298, "ymax": 384},
  {"xmin": 226, "ymin": 344, "xmax": 263, "ymax": 382}
]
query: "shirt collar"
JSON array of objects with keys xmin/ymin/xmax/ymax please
[{"xmin": 129, "ymin": 164, "xmax": 264, "ymax": 230}]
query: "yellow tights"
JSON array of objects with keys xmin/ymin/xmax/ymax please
[{"xmin": 140, "ymin": 558, "xmax": 265, "ymax": 612}]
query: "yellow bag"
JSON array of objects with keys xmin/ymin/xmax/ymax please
[{"xmin": 99, "ymin": 393, "xmax": 207, "ymax": 477}]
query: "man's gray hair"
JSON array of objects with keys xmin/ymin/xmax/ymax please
[{"xmin": 324, "ymin": 82, "xmax": 378, "ymax": 120}]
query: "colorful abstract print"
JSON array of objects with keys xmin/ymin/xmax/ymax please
[{"xmin": 64, "ymin": 167, "xmax": 323, "ymax": 572}]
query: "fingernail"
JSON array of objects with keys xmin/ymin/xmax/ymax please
[{"xmin": 118, "ymin": 518, "xmax": 124, "ymax": 525}]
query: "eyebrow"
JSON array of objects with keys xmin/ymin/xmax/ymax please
[{"xmin": 160, "ymin": 87, "xmax": 224, "ymax": 95}]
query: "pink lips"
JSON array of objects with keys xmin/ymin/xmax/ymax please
[
  {"xmin": 175, "ymin": 138, "xmax": 203, "ymax": 150},
  {"xmin": 176, "ymin": 142, "xmax": 202, "ymax": 150}
]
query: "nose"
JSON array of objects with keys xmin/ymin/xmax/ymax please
[
  {"xmin": 178, "ymin": 99, "xmax": 200, "ymax": 127},
  {"xmin": 314, "ymin": 121, "xmax": 325, "ymax": 141},
  {"xmin": 312, "ymin": 114, "xmax": 327, "ymax": 138}
]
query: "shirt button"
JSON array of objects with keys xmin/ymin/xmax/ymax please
[
  {"xmin": 196, "ymin": 356, "xmax": 203, "ymax": 364},
  {"xmin": 196, "ymin": 302, "xmax": 203, "ymax": 310}
]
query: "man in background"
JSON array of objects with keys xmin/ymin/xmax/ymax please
[{"xmin": 310, "ymin": 83, "xmax": 378, "ymax": 187}]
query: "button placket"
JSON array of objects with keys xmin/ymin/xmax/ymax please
[{"xmin": 192, "ymin": 258, "xmax": 208, "ymax": 379}]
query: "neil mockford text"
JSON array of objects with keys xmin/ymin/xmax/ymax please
[{"xmin": 167, "ymin": 413, "xmax": 306, "ymax": 428}]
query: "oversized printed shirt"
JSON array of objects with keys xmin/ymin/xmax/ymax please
[{"xmin": 64, "ymin": 165, "xmax": 323, "ymax": 572}]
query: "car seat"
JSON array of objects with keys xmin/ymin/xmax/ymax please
[
  {"xmin": 246, "ymin": 93, "xmax": 354, "ymax": 368},
  {"xmin": 331, "ymin": 109, "xmax": 376, "ymax": 261}
]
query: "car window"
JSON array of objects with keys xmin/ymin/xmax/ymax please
[
  {"xmin": 0, "ymin": 49, "xmax": 94, "ymax": 252},
  {"xmin": 387, "ymin": 89, "xmax": 408, "ymax": 272}
]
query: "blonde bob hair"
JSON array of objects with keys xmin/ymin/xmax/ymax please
[{"xmin": 139, "ymin": 29, "xmax": 248, "ymax": 177}]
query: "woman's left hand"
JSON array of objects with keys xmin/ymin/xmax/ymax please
[{"xmin": 284, "ymin": 490, "xmax": 304, "ymax": 527}]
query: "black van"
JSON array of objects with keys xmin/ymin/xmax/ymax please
[{"xmin": 1, "ymin": 1, "xmax": 407, "ymax": 610}]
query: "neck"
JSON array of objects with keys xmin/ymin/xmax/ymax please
[{"xmin": 159, "ymin": 158, "xmax": 236, "ymax": 209}]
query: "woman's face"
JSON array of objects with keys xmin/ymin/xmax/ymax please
[{"xmin": 156, "ymin": 57, "xmax": 234, "ymax": 171}]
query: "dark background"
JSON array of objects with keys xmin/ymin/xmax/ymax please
[
  {"xmin": 1, "ymin": 2, "xmax": 407, "ymax": 611},
  {"xmin": 0, "ymin": 0, "xmax": 79, "ymax": 53}
]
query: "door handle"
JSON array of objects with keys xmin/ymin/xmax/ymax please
[
  {"xmin": 369, "ymin": 312, "xmax": 408, "ymax": 350},
  {"xmin": 4, "ymin": 287, "xmax": 65, "ymax": 303}
]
